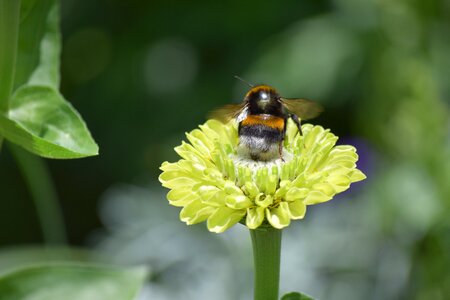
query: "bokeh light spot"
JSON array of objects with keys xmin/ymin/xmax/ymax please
[{"xmin": 143, "ymin": 38, "xmax": 198, "ymax": 95}]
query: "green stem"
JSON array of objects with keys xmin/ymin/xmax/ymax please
[
  {"xmin": 8, "ymin": 143, "xmax": 67, "ymax": 244},
  {"xmin": 0, "ymin": 0, "xmax": 20, "ymax": 151},
  {"xmin": 250, "ymin": 226, "xmax": 282, "ymax": 300}
]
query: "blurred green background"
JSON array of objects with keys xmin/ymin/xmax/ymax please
[{"xmin": 1, "ymin": 0, "xmax": 449, "ymax": 299}]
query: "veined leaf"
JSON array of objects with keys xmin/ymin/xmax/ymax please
[
  {"xmin": 0, "ymin": 263, "xmax": 148, "ymax": 300},
  {"xmin": 0, "ymin": 86, "xmax": 98, "ymax": 158},
  {"xmin": 1, "ymin": 0, "xmax": 99, "ymax": 159}
]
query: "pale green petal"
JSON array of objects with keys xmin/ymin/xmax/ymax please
[
  {"xmin": 203, "ymin": 119, "xmax": 237, "ymax": 145},
  {"xmin": 197, "ymin": 123, "xmax": 220, "ymax": 141},
  {"xmin": 225, "ymin": 159, "xmax": 236, "ymax": 182},
  {"xmin": 332, "ymin": 159, "xmax": 356, "ymax": 169},
  {"xmin": 285, "ymin": 187, "xmax": 309, "ymax": 202},
  {"xmin": 255, "ymin": 167, "xmax": 269, "ymax": 193},
  {"xmin": 224, "ymin": 181, "xmax": 243, "ymax": 195},
  {"xmin": 180, "ymin": 200, "xmax": 215, "ymax": 225},
  {"xmin": 349, "ymin": 169, "xmax": 367, "ymax": 182},
  {"xmin": 304, "ymin": 190, "xmax": 333, "ymax": 205},
  {"xmin": 198, "ymin": 185, "xmax": 226, "ymax": 207},
  {"xmin": 174, "ymin": 142, "xmax": 210, "ymax": 165},
  {"xmin": 177, "ymin": 160, "xmax": 206, "ymax": 174},
  {"xmin": 332, "ymin": 145, "xmax": 356, "ymax": 153},
  {"xmin": 225, "ymin": 195, "xmax": 252, "ymax": 210},
  {"xmin": 322, "ymin": 164, "xmax": 352, "ymax": 175},
  {"xmin": 246, "ymin": 207, "xmax": 265, "ymax": 229},
  {"xmin": 186, "ymin": 129, "xmax": 214, "ymax": 156},
  {"xmin": 266, "ymin": 174, "xmax": 278, "ymax": 195},
  {"xmin": 237, "ymin": 165, "xmax": 253, "ymax": 186},
  {"xmin": 159, "ymin": 161, "xmax": 179, "ymax": 172},
  {"xmin": 311, "ymin": 183, "xmax": 335, "ymax": 197},
  {"xmin": 284, "ymin": 118, "xmax": 299, "ymax": 145},
  {"xmin": 255, "ymin": 194, "xmax": 273, "ymax": 208},
  {"xmin": 207, "ymin": 207, "xmax": 246, "ymax": 233},
  {"xmin": 291, "ymin": 173, "xmax": 306, "ymax": 187},
  {"xmin": 266, "ymin": 203, "xmax": 291, "ymax": 229},
  {"xmin": 274, "ymin": 180, "xmax": 292, "ymax": 198},
  {"xmin": 303, "ymin": 125, "xmax": 325, "ymax": 150},
  {"xmin": 167, "ymin": 189, "xmax": 198, "ymax": 207},
  {"xmin": 159, "ymin": 168, "xmax": 190, "ymax": 180},
  {"xmin": 160, "ymin": 176, "xmax": 197, "ymax": 190},
  {"xmin": 288, "ymin": 201, "xmax": 306, "ymax": 219},
  {"xmin": 244, "ymin": 181, "xmax": 260, "ymax": 198},
  {"xmin": 327, "ymin": 174, "xmax": 351, "ymax": 193},
  {"xmin": 279, "ymin": 163, "xmax": 291, "ymax": 181},
  {"xmin": 161, "ymin": 164, "xmax": 203, "ymax": 182}
]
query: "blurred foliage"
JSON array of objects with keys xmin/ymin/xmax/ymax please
[
  {"xmin": 0, "ymin": 263, "xmax": 146, "ymax": 300},
  {"xmin": 1, "ymin": 0, "xmax": 450, "ymax": 299}
]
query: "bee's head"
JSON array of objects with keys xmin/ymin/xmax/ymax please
[{"xmin": 245, "ymin": 85, "xmax": 280, "ymax": 111}]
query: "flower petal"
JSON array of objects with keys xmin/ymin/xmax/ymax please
[
  {"xmin": 311, "ymin": 183, "xmax": 335, "ymax": 197},
  {"xmin": 225, "ymin": 195, "xmax": 252, "ymax": 210},
  {"xmin": 244, "ymin": 181, "xmax": 260, "ymax": 198},
  {"xmin": 198, "ymin": 185, "xmax": 226, "ymax": 207},
  {"xmin": 285, "ymin": 187, "xmax": 309, "ymax": 202},
  {"xmin": 349, "ymin": 169, "xmax": 367, "ymax": 182},
  {"xmin": 266, "ymin": 203, "xmax": 291, "ymax": 229},
  {"xmin": 288, "ymin": 200, "xmax": 307, "ymax": 219},
  {"xmin": 304, "ymin": 190, "xmax": 333, "ymax": 205},
  {"xmin": 255, "ymin": 194, "xmax": 273, "ymax": 208},
  {"xmin": 246, "ymin": 207, "xmax": 265, "ymax": 229},
  {"xmin": 327, "ymin": 174, "xmax": 351, "ymax": 193},
  {"xmin": 180, "ymin": 200, "xmax": 215, "ymax": 225},
  {"xmin": 274, "ymin": 180, "xmax": 292, "ymax": 198},
  {"xmin": 167, "ymin": 189, "xmax": 198, "ymax": 207},
  {"xmin": 207, "ymin": 207, "xmax": 246, "ymax": 233}
]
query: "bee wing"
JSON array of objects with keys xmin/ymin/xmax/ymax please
[
  {"xmin": 280, "ymin": 98, "xmax": 323, "ymax": 120},
  {"xmin": 208, "ymin": 103, "xmax": 247, "ymax": 123}
]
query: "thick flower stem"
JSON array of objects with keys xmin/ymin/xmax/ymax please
[{"xmin": 250, "ymin": 226, "xmax": 282, "ymax": 300}]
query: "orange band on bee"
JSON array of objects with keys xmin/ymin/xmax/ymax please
[
  {"xmin": 245, "ymin": 85, "xmax": 277, "ymax": 98},
  {"xmin": 241, "ymin": 114, "xmax": 285, "ymax": 130}
]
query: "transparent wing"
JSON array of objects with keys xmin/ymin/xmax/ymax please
[
  {"xmin": 208, "ymin": 103, "xmax": 246, "ymax": 123},
  {"xmin": 280, "ymin": 98, "xmax": 323, "ymax": 120}
]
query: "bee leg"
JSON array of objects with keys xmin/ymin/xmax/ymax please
[
  {"xmin": 291, "ymin": 114, "xmax": 306, "ymax": 150},
  {"xmin": 290, "ymin": 114, "xmax": 303, "ymax": 135},
  {"xmin": 278, "ymin": 141, "xmax": 284, "ymax": 162}
]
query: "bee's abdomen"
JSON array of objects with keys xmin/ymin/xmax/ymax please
[
  {"xmin": 237, "ymin": 115, "xmax": 285, "ymax": 161},
  {"xmin": 239, "ymin": 115, "xmax": 284, "ymax": 141},
  {"xmin": 240, "ymin": 114, "xmax": 284, "ymax": 131},
  {"xmin": 239, "ymin": 124, "xmax": 283, "ymax": 143}
]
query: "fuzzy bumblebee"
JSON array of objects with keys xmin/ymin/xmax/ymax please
[{"xmin": 210, "ymin": 84, "xmax": 323, "ymax": 161}]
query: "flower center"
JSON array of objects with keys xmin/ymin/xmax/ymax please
[{"xmin": 230, "ymin": 148, "xmax": 293, "ymax": 173}]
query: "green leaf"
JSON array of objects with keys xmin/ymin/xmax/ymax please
[
  {"xmin": 0, "ymin": 0, "xmax": 99, "ymax": 159},
  {"xmin": 281, "ymin": 291, "xmax": 315, "ymax": 300},
  {"xmin": 0, "ymin": 263, "xmax": 148, "ymax": 300},
  {"xmin": 0, "ymin": 86, "xmax": 98, "ymax": 158},
  {"xmin": 14, "ymin": 0, "xmax": 56, "ymax": 89},
  {"xmin": 0, "ymin": 0, "xmax": 20, "ymax": 113},
  {"xmin": 0, "ymin": 246, "xmax": 112, "ymax": 275},
  {"xmin": 27, "ymin": 1, "xmax": 60, "ymax": 88}
]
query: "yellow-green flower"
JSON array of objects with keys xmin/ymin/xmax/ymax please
[{"xmin": 159, "ymin": 119, "xmax": 366, "ymax": 233}]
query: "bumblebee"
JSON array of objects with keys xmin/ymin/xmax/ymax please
[{"xmin": 210, "ymin": 83, "xmax": 323, "ymax": 161}]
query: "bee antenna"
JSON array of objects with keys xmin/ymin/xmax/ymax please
[{"xmin": 234, "ymin": 75, "xmax": 254, "ymax": 88}]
